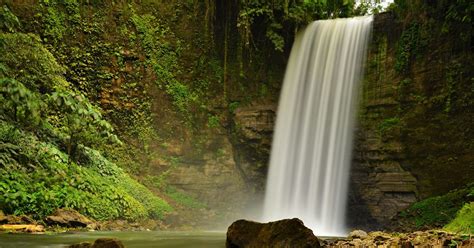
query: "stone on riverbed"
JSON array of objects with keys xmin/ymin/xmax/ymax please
[
  {"xmin": 68, "ymin": 238, "xmax": 125, "ymax": 248},
  {"xmin": 226, "ymin": 218, "xmax": 321, "ymax": 248},
  {"xmin": 349, "ymin": 229, "xmax": 368, "ymax": 239},
  {"xmin": 45, "ymin": 208, "xmax": 95, "ymax": 228},
  {"xmin": 321, "ymin": 230, "xmax": 474, "ymax": 247}
]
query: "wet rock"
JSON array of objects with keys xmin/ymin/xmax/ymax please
[
  {"xmin": 324, "ymin": 230, "xmax": 473, "ymax": 247},
  {"xmin": 68, "ymin": 242, "xmax": 92, "ymax": 248},
  {"xmin": 226, "ymin": 218, "xmax": 320, "ymax": 248},
  {"xmin": 45, "ymin": 209, "xmax": 94, "ymax": 228},
  {"xmin": 349, "ymin": 229, "xmax": 368, "ymax": 239},
  {"xmin": 92, "ymin": 238, "xmax": 125, "ymax": 248},
  {"xmin": 0, "ymin": 224, "xmax": 45, "ymax": 233},
  {"xmin": 68, "ymin": 238, "xmax": 125, "ymax": 248},
  {"xmin": 370, "ymin": 231, "xmax": 392, "ymax": 242},
  {"xmin": 166, "ymin": 133, "xmax": 247, "ymax": 218}
]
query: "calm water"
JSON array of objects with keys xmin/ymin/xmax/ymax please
[{"xmin": 0, "ymin": 231, "xmax": 225, "ymax": 248}]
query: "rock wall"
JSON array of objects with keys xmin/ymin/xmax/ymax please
[
  {"xmin": 348, "ymin": 10, "xmax": 473, "ymax": 228},
  {"xmin": 231, "ymin": 10, "xmax": 473, "ymax": 229},
  {"xmin": 347, "ymin": 13, "xmax": 418, "ymax": 227},
  {"xmin": 167, "ymin": 132, "xmax": 247, "ymax": 210},
  {"xmin": 231, "ymin": 104, "xmax": 276, "ymax": 192}
]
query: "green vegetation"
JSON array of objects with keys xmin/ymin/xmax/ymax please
[
  {"xmin": 0, "ymin": 5, "xmax": 20, "ymax": 32},
  {"xmin": 0, "ymin": 122, "xmax": 171, "ymax": 221},
  {"xmin": 165, "ymin": 186, "xmax": 207, "ymax": 210},
  {"xmin": 378, "ymin": 117, "xmax": 401, "ymax": 136},
  {"xmin": 399, "ymin": 184, "xmax": 473, "ymax": 233},
  {"xmin": 445, "ymin": 202, "xmax": 474, "ymax": 234},
  {"xmin": 237, "ymin": 0, "xmax": 370, "ymax": 52},
  {"xmin": 0, "ymin": 18, "xmax": 171, "ymax": 222},
  {"xmin": 1, "ymin": 0, "xmax": 472, "ymax": 233},
  {"xmin": 394, "ymin": 23, "xmax": 426, "ymax": 73}
]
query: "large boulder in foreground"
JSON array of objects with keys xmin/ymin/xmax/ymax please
[
  {"xmin": 45, "ymin": 209, "xmax": 94, "ymax": 228},
  {"xmin": 226, "ymin": 218, "xmax": 321, "ymax": 248}
]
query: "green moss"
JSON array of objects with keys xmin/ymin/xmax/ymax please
[
  {"xmin": 40, "ymin": 0, "xmax": 81, "ymax": 44},
  {"xmin": 165, "ymin": 186, "xmax": 206, "ymax": 209},
  {"xmin": 130, "ymin": 11, "xmax": 193, "ymax": 118},
  {"xmin": 0, "ymin": 33, "xmax": 68, "ymax": 92},
  {"xmin": 399, "ymin": 184, "xmax": 473, "ymax": 228},
  {"xmin": 394, "ymin": 23, "xmax": 428, "ymax": 74},
  {"xmin": 378, "ymin": 117, "xmax": 401, "ymax": 135},
  {"xmin": 445, "ymin": 202, "xmax": 474, "ymax": 234},
  {"xmin": 207, "ymin": 115, "xmax": 220, "ymax": 128}
]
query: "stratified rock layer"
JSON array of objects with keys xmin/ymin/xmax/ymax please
[{"xmin": 231, "ymin": 104, "xmax": 276, "ymax": 191}]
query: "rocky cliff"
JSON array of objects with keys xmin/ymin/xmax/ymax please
[
  {"xmin": 232, "ymin": 8, "xmax": 473, "ymax": 229},
  {"xmin": 231, "ymin": 104, "xmax": 276, "ymax": 191},
  {"xmin": 348, "ymin": 7, "xmax": 473, "ymax": 228}
]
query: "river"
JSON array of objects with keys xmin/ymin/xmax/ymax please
[{"xmin": 0, "ymin": 231, "xmax": 225, "ymax": 248}]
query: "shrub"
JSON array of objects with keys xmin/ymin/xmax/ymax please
[
  {"xmin": 0, "ymin": 125, "xmax": 170, "ymax": 221},
  {"xmin": 0, "ymin": 78, "xmax": 42, "ymax": 128},
  {"xmin": 0, "ymin": 33, "xmax": 68, "ymax": 92},
  {"xmin": 48, "ymin": 91, "xmax": 121, "ymax": 161}
]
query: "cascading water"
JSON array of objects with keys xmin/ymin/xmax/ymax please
[{"xmin": 262, "ymin": 16, "xmax": 373, "ymax": 236}]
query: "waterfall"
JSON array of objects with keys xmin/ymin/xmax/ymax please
[{"xmin": 262, "ymin": 16, "xmax": 373, "ymax": 236}]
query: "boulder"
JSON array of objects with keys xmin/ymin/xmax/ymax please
[
  {"xmin": 68, "ymin": 238, "xmax": 125, "ymax": 248},
  {"xmin": 45, "ymin": 208, "xmax": 93, "ymax": 228},
  {"xmin": 226, "ymin": 218, "xmax": 320, "ymax": 248},
  {"xmin": 69, "ymin": 242, "xmax": 93, "ymax": 248},
  {"xmin": 349, "ymin": 229, "xmax": 368, "ymax": 239},
  {"xmin": 0, "ymin": 214, "xmax": 34, "ymax": 225},
  {"xmin": 92, "ymin": 238, "xmax": 125, "ymax": 248}
]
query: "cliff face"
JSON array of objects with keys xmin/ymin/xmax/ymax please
[
  {"xmin": 231, "ymin": 104, "xmax": 276, "ymax": 191},
  {"xmin": 233, "ymin": 10, "xmax": 473, "ymax": 228},
  {"xmin": 348, "ymin": 9, "xmax": 473, "ymax": 227},
  {"xmin": 348, "ymin": 12, "xmax": 419, "ymax": 227}
]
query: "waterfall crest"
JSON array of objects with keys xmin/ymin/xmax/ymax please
[{"xmin": 262, "ymin": 16, "xmax": 373, "ymax": 236}]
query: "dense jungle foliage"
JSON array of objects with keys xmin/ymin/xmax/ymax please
[
  {"xmin": 0, "ymin": 0, "xmax": 472, "ymax": 234},
  {"xmin": 0, "ymin": 0, "xmax": 373, "ymax": 224}
]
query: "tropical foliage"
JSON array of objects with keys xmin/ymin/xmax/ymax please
[{"xmin": 0, "ymin": 16, "xmax": 171, "ymax": 222}]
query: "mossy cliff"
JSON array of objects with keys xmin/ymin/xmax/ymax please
[
  {"xmin": 349, "ymin": 1, "xmax": 472, "ymax": 228},
  {"xmin": 1, "ymin": 0, "xmax": 294, "ymax": 227},
  {"xmin": 0, "ymin": 1, "xmax": 203, "ymax": 227},
  {"xmin": 227, "ymin": 1, "xmax": 473, "ymax": 230}
]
